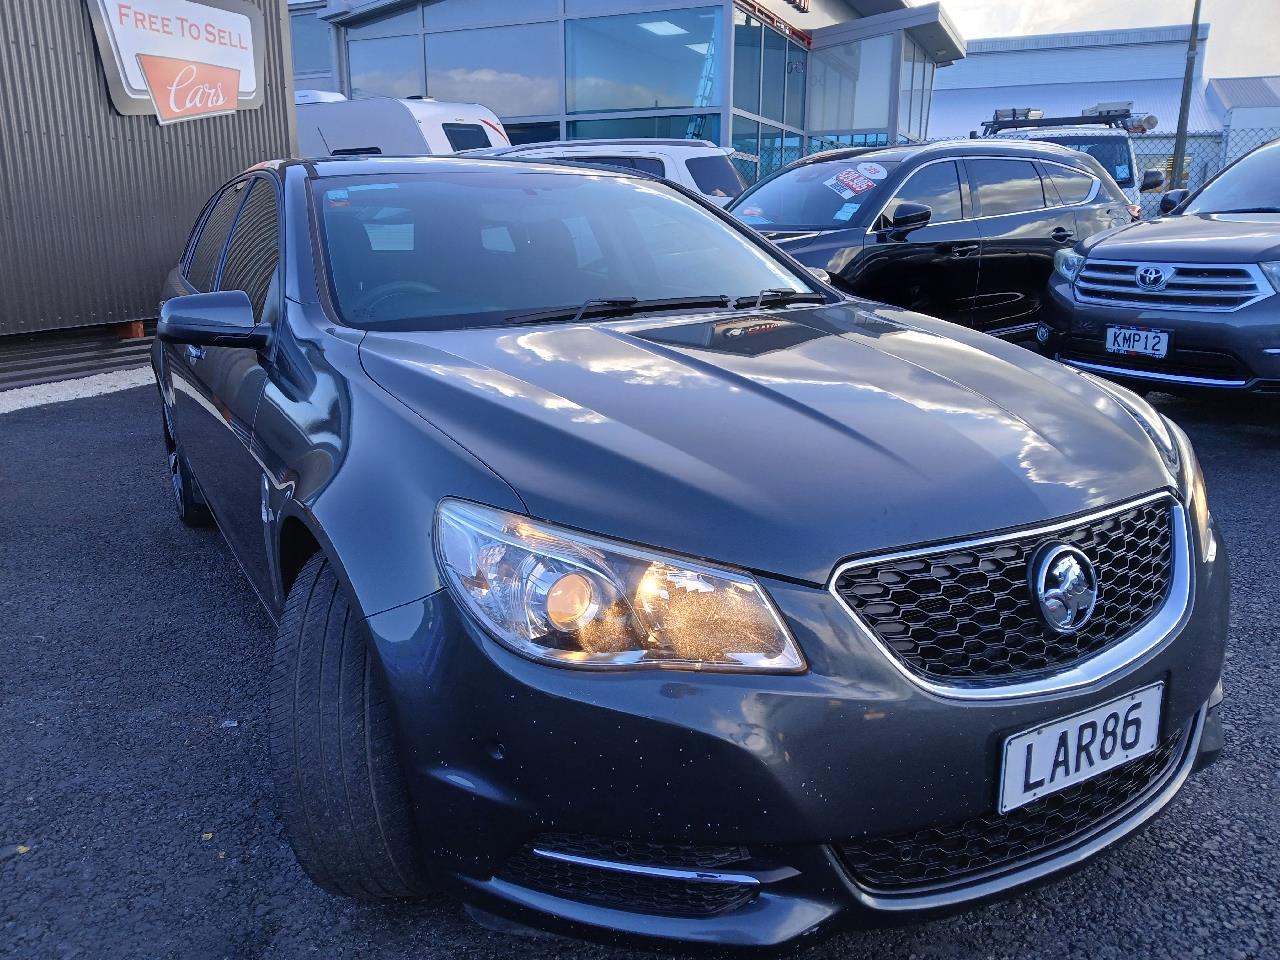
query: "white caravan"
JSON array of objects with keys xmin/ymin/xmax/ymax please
[{"xmin": 295, "ymin": 94, "xmax": 510, "ymax": 158}]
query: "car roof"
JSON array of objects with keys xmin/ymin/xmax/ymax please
[
  {"xmin": 290, "ymin": 154, "xmax": 651, "ymax": 180},
  {"xmin": 791, "ymin": 138, "xmax": 1097, "ymax": 169},
  {"xmin": 463, "ymin": 139, "xmax": 720, "ymax": 156}
]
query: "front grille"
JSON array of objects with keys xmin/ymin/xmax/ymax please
[
  {"xmin": 496, "ymin": 836, "xmax": 757, "ymax": 918},
  {"xmin": 1075, "ymin": 260, "xmax": 1271, "ymax": 312},
  {"xmin": 833, "ymin": 498, "xmax": 1175, "ymax": 684},
  {"xmin": 840, "ymin": 727, "xmax": 1188, "ymax": 891}
]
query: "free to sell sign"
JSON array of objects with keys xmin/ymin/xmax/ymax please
[{"xmin": 85, "ymin": 0, "xmax": 265, "ymax": 124}]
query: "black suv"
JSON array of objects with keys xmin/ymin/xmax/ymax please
[
  {"xmin": 731, "ymin": 140, "xmax": 1134, "ymax": 339},
  {"xmin": 1041, "ymin": 138, "xmax": 1280, "ymax": 393}
]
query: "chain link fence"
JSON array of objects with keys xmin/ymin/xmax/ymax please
[{"xmin": 1133, "ymin": 127, "xmax": 1280, "ymax": 217}]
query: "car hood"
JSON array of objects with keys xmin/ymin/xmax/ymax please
[
  {"xmin": 359, "ymin": 303, "xmax": 1173, "ymax": 585},
  {"xmin": 1081, "ymin": 212, "xmax": 1280, "ymax": 263}
]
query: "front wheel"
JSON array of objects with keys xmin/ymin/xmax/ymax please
[
  {"xmin": 160, "ymin": 402, "xmax": 212, "ymax": 527},
  {"xmin": 270, "ymin": 553, "xmax": 429, "ymax": 900}
]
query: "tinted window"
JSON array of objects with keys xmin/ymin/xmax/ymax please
[
  {"xmin": 686, "ymin": 155, "xmax": 747, "ymax": 199},
  {"xmin": 968, "ymin": 159, "xmax": 1046, "ymax": 217},
  {"xmin": 732, "ymin": 158, "xmax": 899, "ymax": 229},
  {"xmin": 880, "ymin": 161, "xmax": 962, "ymax": 226},
  {"xmin": 316, "ymin": 171, "xmax": 810, "ymax": 331},
  {"xmin": 219, "ymin": 180, "xmax": 279, "ymax": 317},
  {"xmin": 186, "ymin": 185, "xmax": 246, "ymax": 292},
  {"xmin": 443, "ymin": 123, "xmax": 491, "ymax": 151},
  {"xmin": 561, "ymin": 156, "xmax": 665, "ymax": 176},
  {"xmin": 1046, "ymin": 165, "xmax": 1096, "ymax": 205},
  {"xmin": 1184, "ymin": 140, "xmax": 1280, "ymax": 214}
]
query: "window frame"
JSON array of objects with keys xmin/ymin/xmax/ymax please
[
  {"xmin": 1037, "ymin": 159, "xmax": 1102, "ymax": 208},
  {"xmin": 215, "ymin": 173, "xmax": 285, "ymax": 323},
  {"xmin": 864, "ymin": 157, "xmax": 970, "ymax": 233},
  {"xmin": 963, "ymin": 156, "xmax": 1052, "ymax": 220},
  {"xmin": 181, "ymin": 177, "xmax": 253, "ymax": 292}
]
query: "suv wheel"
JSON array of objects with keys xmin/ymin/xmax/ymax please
[{"xmin": 270, "ymin": 553, "xmax": 429, "ymax": 899}]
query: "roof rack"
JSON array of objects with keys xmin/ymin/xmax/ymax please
[{"xmin": 979, "ymin": 104, "xmax": 1155, "ymax": 137}]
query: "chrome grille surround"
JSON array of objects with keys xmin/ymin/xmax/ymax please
[
  {"xmin": 827, "ymin": 492, "xmax": 1191, "ymax": 701},
  {"xmin": 1074, "ymin": 259, "xmax": 1274, "ymax": 312}
]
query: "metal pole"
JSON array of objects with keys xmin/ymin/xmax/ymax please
[{"xmin": 1170, "ymin": 0, "xmax": 1203, "ymax": 189}]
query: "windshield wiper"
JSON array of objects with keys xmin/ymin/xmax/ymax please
[
  {"xmin": 504, "ymin": 295, "xmax": 732, "ymax": 326},
  {"xmin": 732, "ymin": 288, "xmax": 828, "ymax": 310}
]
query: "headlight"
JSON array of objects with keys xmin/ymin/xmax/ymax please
[
  {"xmin": 1260, "ymin": 261, "xmax": 1280, "ymax": 292},
  {"xmin": 1054, "ymin": 249, "xmax": 1085, "ymax": 282},
  {"xmin": 435, "ymin": 500, "xmax": 805, "ymax": 672}
]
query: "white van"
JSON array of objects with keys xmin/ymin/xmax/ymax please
[
  {"xmin": 463, "ymin": 139, "xmax": 747, "ymax": 206},
  {"xmin": 295, "ymin": 94, "xmax": 509, "ymax": 158}
]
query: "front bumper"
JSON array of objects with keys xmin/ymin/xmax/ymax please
[
  {"xmin": 1039, "ymin": 275, "xmax": 1280, "ymax": 392},
  {"xmin": 364, "ymin": 509, "xmax": 1229, "ymax": 949}
]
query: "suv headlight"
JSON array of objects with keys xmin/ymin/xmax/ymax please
[
  {"xmin": 1259, "ymin": 261, "xmax": 1280, "ymax": 292},
  {"xmin": 435, "ymin": 500, "xmax": 805, "ymax": 672},
  {"xmin": 1054, "ymin": 249, "xmax": 1085, "ymax": 282}
]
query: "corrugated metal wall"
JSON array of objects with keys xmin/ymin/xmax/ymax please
[{"xmin": 0, "ymin": 1, "xmax": 296, "ymax": 336}]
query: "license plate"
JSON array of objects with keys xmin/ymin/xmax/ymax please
[
  {"xmin": 1106, "ymin": 326, "xmax": 1169, "ymax": 358},
  {"xmin": 999, "ymin": 682, "xmax": 1163, "ymax": 813}
]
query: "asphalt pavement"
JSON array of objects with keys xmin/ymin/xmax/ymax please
[{"xmin": 2, "ymin": 385, "xmax": 1277, "ymax": 960}]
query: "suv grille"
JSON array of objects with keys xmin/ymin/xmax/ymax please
[
  {"xmin": 832, "ymin": 498, "xmax": 1175, "ymax": 684},
  {"xmin": 1075, "ymin": 260, "xmax": 1271, "ymax": 312},
  {"xmin": 839, "ymin": 726, "xmax": 1188, "ymax": 891},
  {"xmin": 496, "ymin": 836, "xmax": 757, "ymax": 918}
]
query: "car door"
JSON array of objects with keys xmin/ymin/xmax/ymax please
[
  {"xmin": 966, "ymin": 157, "xmax": 1078, "ymax": 337},
  {"xmin": 172, "ymin": 176, "xmax": 280, "ymax": 598},
  {"xmin": 1041, "ymin": 160, "xmax": 1132, "ymax": 241},
  {"xmin": 847, "ymin": 159, "xmax": 981, "ymax": 323}
]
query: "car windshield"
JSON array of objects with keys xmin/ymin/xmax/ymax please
[
  {"xmin": 1183, "ymin": 141, "xmax": 1280, "ymax": 215},
  {"xmin": 315, "ymin": 171, "xmax": 812, "ymax": 331},
  {"xmin": 1026, "ymin": 134, "xmax": 1134, "ymax": 187},
  {"xmin": 731, "ymin": 158, "xmax": 900, "ymax": 229}
]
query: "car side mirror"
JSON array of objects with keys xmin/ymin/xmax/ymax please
[
  {"xmin": 158, "ymin": 291, "xmax": 269, "ymax": 349},
  {"xmin": 1159, "ymin": 188, "xmax": 1189, "ymax": 215},
  {"xmin": 886, "ymin": 202, "xmax": 932, "ymax": 236},
  {"xmin": 809, "ymin": 267, "xmax": 832, "ymax": 285},
  {"xmin": 1140, "ymin": 169, "xmax": 1165, "ymax": 193}
]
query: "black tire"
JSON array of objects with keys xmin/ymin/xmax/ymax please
[
  {"xmin": 160, "ymin": 402, "xmax": 213, "ymax": 528},
  {"xmin": 270, "ymin": 553, "xmax": 429, "ymax": 900}
]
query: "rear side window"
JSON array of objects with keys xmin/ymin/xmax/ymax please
[
  {"xmin": 880, "ymin": 160, "xmax": 963, "ymax": 227},
  {"xmin": 968, "ymin": 159, "xmax": 1046, "ymax": 218},
  {"xmin": 554, "ymin": 156, "xmax": 666, "ymax": 177},
  {"xmin": 1045, "ymin": 165, "xmax": 1096, "ymax": 205},
  {"xmin": 685, "ymin": 155, "xmax": 747, "ymax": 199},
  {"xmin": 218, "ymin": 180, "xmax": 280, "ymax": 317},
  {"xmin": 442, "ymin": 123, "xmax": 491, "ymax": 151},
  {"xmin": 186, "ymin": 184, "xmax": 246, "ymax": 291}
]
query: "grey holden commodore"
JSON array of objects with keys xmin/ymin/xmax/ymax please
[{"xmin": 151, "ymin": 155, "xmax": 1227, "ymax": 948}]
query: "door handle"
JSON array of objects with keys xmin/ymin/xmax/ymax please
[
  {"xmin": 1051, "ymin": 227, "xmax": 1075, "ymax": 243},
  {"xmin": 185, "ymin": 344, "xmax": 205, "ymax": 363},
  {"xmin": 947, "ymin": 242, "xmax": 979, "ymax": 258}
]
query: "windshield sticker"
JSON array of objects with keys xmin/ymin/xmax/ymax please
[
  {"xmin": 833, "ymin": 202, "xmax": 860, "ymax": 221},
  {"xmin": 324, "ymin": 188, "xmax": 350, "ymax": 208},
  {"xmin": 824, "ymin": 168, "xmax": 877, "ymax": 200},
  {"xmin": 1115, "ymin": 164, "xmax": 1131, "ymax": 181},
  {"xmin": 856, "ymin": 161, "xmax": 889, "ymax": 180}
]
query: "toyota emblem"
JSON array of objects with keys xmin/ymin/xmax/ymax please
[{"xmin": 1136, "ymin": 265, "xmax": 1169, "ymax": 290}]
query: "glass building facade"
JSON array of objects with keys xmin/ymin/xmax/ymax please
[{"xmin": 288, "ymin": 0, "xmax": 961, "ymax": 179}]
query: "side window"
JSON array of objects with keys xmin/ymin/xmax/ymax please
[
  {"xmin": 968, "ymin": 159, "xmax": 1047, "ymax": 218},
  {"xmin": 627, "ymin": 157, "xmax": 666, "ymax": 177},
  {"xmin": 442, "ymin": 123, "xmax": 491, "ymax": 151},
  {"xmin": 186, "ymin": 184, "xmax": 247, "ymax": 292},
  {"xmin": 1046, "ymin": 165, "xmax": 1096, "ymax": 205},
  {"xmin": 880, "ymin": 161, "xmax": 963, "ymax": 227},
  {"xmin": 218, "ymin": 180, "xmax": 280, "ymax": 318}
]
